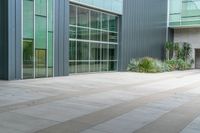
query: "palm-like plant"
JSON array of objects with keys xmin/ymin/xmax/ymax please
[
  {"xmin": 173, "ymin": 42, "xmax": 180, "ymax": 60},
  {"xmin": 165, "ymin": 41, "xmax": 173, "ymax": 60},
  {"xmin": 182, "ymin": 42, "xmax": 192, "ymax": 62}
]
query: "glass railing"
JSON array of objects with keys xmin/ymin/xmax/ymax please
[
  {"xmin": 169, "ymin": 0, "xmax": 200, "ymax": 27},
  {"xmin": 70, "ymin": 0, "xmax": 123, "ymax": 14}
]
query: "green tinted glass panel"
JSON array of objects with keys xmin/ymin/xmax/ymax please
[
  {"xmin": 48, "ymin": 0, "xmax": 53, "ymax": 31},
  {"xmin": 69, "ymin": 41, "xmax": 76, "ymax": 60},
  {"xmin": 109, "ymin": 32, "xmax": 118, "ymax": 43},
  {"xmin": 23, "ymin": 0, "xmax": 34, "ymax": 38},
  {"xmin": 69, "ymin": 62, "xmax": 76, "ymax": 73},
  {"xmin": 35, "ymin": 49, "xmax": 47, "ymax": 78},
  {"xmin": 109, "ymin": 61, "xmax": 117, "ymax": 71},
  {"xmin": 102, "ymin": 13, "xmax": 108, "ymax": 30},
  {"xmin": 77, "ymin": 62, "xmax": 89, "ymax": 73},
  {"xmin": 48, "ymin": 32, "xmax": 53, "ymax": 77},
  {"xmin": 91, "ymin": 30, "xmax": 101, "ymax": 41},
  {"xmin": 90, "ymin": 43, "xmax": 100, "ymax": 60},
  {"xmin": 70, "ymin": 5, "xmax": 77, "ymax": 25},
  {"xmin": 23, "ymin": 39, "xmax": 34, "ymax": 79},
  {"xmin": 101, "ymin": 44, "xmax": 108, "ymax": 60},
  {"xmin": 78, "ymin": 7, "xmax": 89, "ymax": 27},
  {"xmin": 77, "ymin": 27, "xmax": 89, "ymax": 40},
  {"xmin": 70, "ymin": 26, "xmax": 76, "ymax": 39},
  {"xmin": 109, "ymin": 15, "xmax": 118, "ymax": 32},
  {"xmin": 101, "ymin": 61, "xmax": 108, "ymax": 71},
  {"xmin": 109, "ymin": 45, "xmax": 117, "ymax": 60},
  {"xmin": 90, "ymin": 61, "xmax": 100, "ymax": 72},
  {"xmin": 102, "ymin": 31, "xmax": 108, "ymax": 42},
  {"xmin": 36, "ymin": 0, "xmax": 47, "ymax": 16},
  {"xmin": 77, "ymin": 41, "xmax": 89, "ymax": 60},
  {"xmin": 91, "ymin": 10, "xmax": 101, "ymax": 29},
  {"xmin": 35, "ymin": 16, "xmax": 47, "ymax": 49}
]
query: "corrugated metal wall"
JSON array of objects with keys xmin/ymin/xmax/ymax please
[
  {"xmin": 120, "ymin": 0, "xmax": 168, "ymax": 70},
  {"xmin": 0, "ymin": 0, "xmax": 8, "ymax": 80}
]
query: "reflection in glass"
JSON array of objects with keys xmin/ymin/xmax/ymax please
[
  {"xmin": 77, "ymin": 41, "xmax": 89, "ymax": 60},
  {"xmin": 90, "ymin": 61, "xmax": 100, "ymax": 72},
  {"xmin": 70, "ymin": 5, "xmax": 77, "ymax": 25},
  {"xmin": 35, "ymin": 49, "xmax": 47, "ymax": 78},
  {"xmin": 109, "ymin": 15, "xmax": 118, "ymax": 32},
  {"xmin": 91, "ymin": 30, "xmax": 101, "ymax": 41},
  {"xmin": 109, "ymin": 45, "xmax": 117, "ymax": 60},
  {"xmin": 77, "ymin": 27, "xmax": 89, "ymax": 40},
  {"xmin": 91, "ymin": 10, "xmax": 101, "ymax": 29},
  {"xmin": 77, "ymin": 62, "xmax": 89, "ymax": 73},
  {"xmin": 109, "ymin": 32, "xmax": 118, "ymax": 43},
  {"xmin": 69, "ymin": 41, "xmax": 76, "ymax": 60},
  {"xmin": 102, "ymin": 13, "xmax": 108, "ymax": 30},
  {"xmin": 78, "ymin": 7, "xmax": 89, "ymax": 27},
  {"xmin": 90, "ymin": 43, "xmax": 100, "ymax": 60},
  {"xmin": 23, "ymin": 40, "xmax": 34, "ymax": 79}
]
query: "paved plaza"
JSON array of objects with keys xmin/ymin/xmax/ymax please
[{"xmin": 0, "ymin": 70, "xmax": 200, "ymax": 133}]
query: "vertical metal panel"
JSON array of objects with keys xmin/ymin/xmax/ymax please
[
  {"xmin": 54, "ymin": 0, "xmax": 69, "ymax": 76},
  {"xmin": 120, "ymin": 0, "xmax": 168, "ymax": 70},
  {"xmin": 7, "ymin": 0, "xmax": 22, "ymax": 80},
  {"xmin": 0, "ymin": 0, "xmax": 8, "ymax": 80}
]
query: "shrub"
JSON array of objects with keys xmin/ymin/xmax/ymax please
[
  {"xmin": 127, "ymin": 57, "xmax": 193, "ymax": 73},
  {"xmin": 127, "ymin": 57, "xmax": 166, "ymax": 73}
]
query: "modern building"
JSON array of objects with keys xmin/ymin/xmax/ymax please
[
  {"xmin": 0, "ymin": 0, "xmax": 169, "ymax": 80},
  {"xmin": 169, "ymin": 0, "xmax": 200, "ymax": 69}
]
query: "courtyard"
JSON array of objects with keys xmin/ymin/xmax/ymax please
[{"xmin": 0, "ymin": 70, "xmax": 200, "ymax": 133}]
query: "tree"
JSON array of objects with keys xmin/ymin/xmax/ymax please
[{"xmin": 182, "ymin": 42, "xmax": 192, "ymax": 62}]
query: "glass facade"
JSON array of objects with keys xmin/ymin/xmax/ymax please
[
  {"xmin": 169, "ymin": 0, "xmax": 200, "ymax": 27},
  {"xmin": 70, "ymin": 0, "xmax": 123, "ymax": 14},
  {"xmin": 69, "ymin": 4, "xmax": 119, "ymax": 73},
  {"xmin": 22, "ymin": 0, "xmax": 54, "ymax": 79}
]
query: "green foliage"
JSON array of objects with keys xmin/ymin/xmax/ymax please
[
  {"xmin": 127, "ymin": 57, "xmax": 166, "ymax": 73},
  {"xmin": 127, "ymin": 57, "xmax": 193, "ymax": 73}
]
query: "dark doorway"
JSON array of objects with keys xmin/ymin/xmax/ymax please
[{"xmin": 195, "ymin": 49, "xmax": 200, "ymax": 69}]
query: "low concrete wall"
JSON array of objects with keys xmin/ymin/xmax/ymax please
[{"xmin": 174, "ymin": 28, "xmax": 200, "ymax": 68}]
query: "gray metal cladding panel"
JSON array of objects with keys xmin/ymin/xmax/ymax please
[
  {"xmin": 54, "ymin": 0, "xmax": 69, "ymax": 77},
  {"xmin": 0, "ymin": 0, "xmax": 8, "ymax": 80},
  {"xmin": 120, "ymin": 0, "xmax": 168, "ymax": 70}
]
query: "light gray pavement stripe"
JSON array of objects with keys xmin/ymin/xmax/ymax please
[
  {"xmin": 83, "ymin": 93, "xmax": 193, "ymax": 133},
  {"xmin": 133, "ymin": 96, "xmax": 200, "ymax": 133},
  {"xmin": 0, "ymin": 72, "xmax": 191, "ymax": 114},
  {"xmin": 34, "ymin": 81, "xmax": 200, "ymax": 133},
  {"xmin": 181, "ymin": 115, "xmax": 200, "ymax": 133}
]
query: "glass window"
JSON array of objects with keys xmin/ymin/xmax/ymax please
[
  {"xmin": 35, "ymin": 16, "xmax": 47, "ymax": 49},
  {"xmin": 23, "ymin": 0, "xmax": 34, "ymax": 39},
  {"xmin": 102, "ymin": 31, "xmax": 108, "ymax": 42},
  {"xmin": 23, "ymin": 0, "xmax": 54, "ymax": 79},
  {"xmin": 101, "ymin": 44, "xmax": 108, "ymax": 60},
  {"xmin": 70, "ymin": 26, "xmax": 76, "ymax": 39},
  {"xmin": 70, "ymin": 5, "xmax": 77, "ymax": 25},
  {"xmin": 102, "ymin": 13, "xmax": 108, "ymax": 30},
  {"xmin": 77, "ymin": 62, "xmax": 89, "ymax": 73},
  {"xmin": 101, "ymin": 61, "xmax": 108, "ymax": 71},
  {"xmin": 35, "ymin": 0, "xmax": 47, "ymax": 16},
  {"xmin": 35, "ymin": 49, "xmax": 47, "ymax": 78},
  {"xmin": 69, "ymin": 62, "xmax": 76, "ymax": 73},
  {"xmin": 77, "ymin": 41, "xmax": 89, "ymax": 60},
  {"xmin": 91, "ymin": 30, "xmax": 101, "ymax": 41},
  {"xmin": 91, "ymin": 10, "xmax": 101, "ymax": 29},
  {"xmin": 109, "ymin": 61, "xmax": 117, "ymax": 71},
  {"xmin": 23, "ymin": 39, "xmax": 34, "ymax": 79},
  {"xmin": 69, "ymin": 41, "xmax": 76, "ymax": 60},
  {"xmin": 90, "ymin": 43, "xmax": 101, "ymax": 60},
  {"xmin": 109, "ymin": 32, "xmax": 118, "ymax": 43},
  {"xmin": 90, "ymin": 61, "xmax": 100, "ymax": 72},
  {"xmin": 69, "ymin": 4, "xmax": 119, "ymax": 74},
  {"xmin": 48, "ymin": 32, "xmax": 53, "ymax": 77},
  {"xmin": 109, "ymin": 45, "xmax": 117, "ymax": 60},
  {"xmin": 77, "ymin": 27, "xmax": 89, "ymax": 40},
  {"xmin": 109, "ymin": 15, "xmax": 118, "ymax": 32},
  {"xmin": 77, "ymin": 7, "xmax": 89, "ymax": 27}
]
